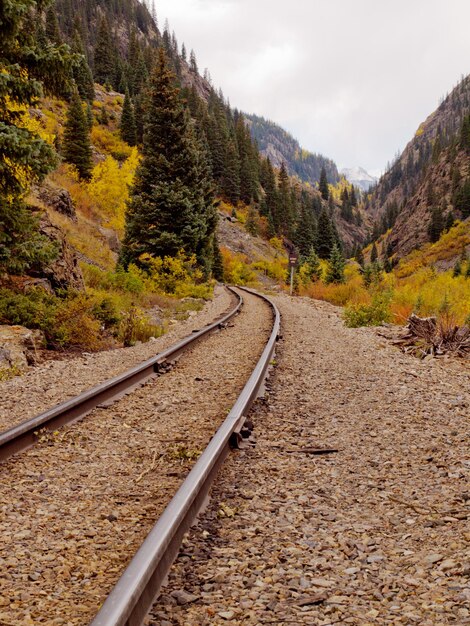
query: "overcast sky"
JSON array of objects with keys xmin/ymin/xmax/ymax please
[{"xmin": 155, "ymin": 0, "xmax": 470, "ymax": 176}]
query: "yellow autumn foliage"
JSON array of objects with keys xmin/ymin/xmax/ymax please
[{"xmin": 87, "ymin": 148, "xmax": 140, "ymax": 234}]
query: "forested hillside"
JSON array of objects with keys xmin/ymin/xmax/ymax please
[{"xmin": 246, "ymin": 113, "xmax": 339, "ymax": 185}]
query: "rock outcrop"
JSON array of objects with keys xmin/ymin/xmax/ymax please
[
  {"xmin": 34, "ymin": 213, "xmax": 85, "ymax": 291},
  {"xmin": 0, "ymin": 325, "xmax": 44, "ymax": 372},
  {"xmin": 37, "ymin": 182, "xmax": 77, "ymax": 222}
]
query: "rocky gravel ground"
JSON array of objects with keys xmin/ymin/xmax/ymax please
[
  {"xmin": 152, "ymin": 293, "xmax": 470, "ymax": 626},
  {"xmin": 0, "ymin": 285, "xmax": 233, "ymax": 432},
  {"xmin": 0, "ymin": 289, "xmax": 272, "ymax": 625}
]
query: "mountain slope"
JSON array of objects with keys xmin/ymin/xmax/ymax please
[
  {"xmin": 246, "ymin": 113, "xmax": 339, "ymax": 185},
  {"xmin": 364, "ymin": 74, "xmax": 470, "ymax": 260}
]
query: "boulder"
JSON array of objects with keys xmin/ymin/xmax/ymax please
[
  {"xmin": 37, "ymin": 182, "xmax": 77, "ymax": 222},
  {"xmin": 0, "ymin": 325, "xmax": 45, "ymax": 371}
]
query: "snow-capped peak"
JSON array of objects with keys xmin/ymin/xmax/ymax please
[{"xmin": 340, "ymin": 166, "xmax": 378, "ymax": 191}]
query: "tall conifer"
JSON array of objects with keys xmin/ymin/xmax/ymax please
[
  {"xmin": 63, "ymin": 89, "xmax": 93, "ymax": 180},
  {"xmin": 94, "ymin": 16, "xmax": 115, "ymax": 86},
  {"xmin": 319, "ymin": 166, "xmax": 329, "ymax": 200},
  {"xmin": 121, "ymin": 50, "xmax": 217, "ymax": 270},
  {"xmin": 120, "ymin": 90, "xmax": 137, "ymax": 146}
]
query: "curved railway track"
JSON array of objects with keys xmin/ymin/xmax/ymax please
[
  {"xmin": 0, "ymin": 286, "xmax": 242, "ymax": 461},
  {"xmin": 0, "ymin": 286, "xmax": 280, "ymax": 626}
]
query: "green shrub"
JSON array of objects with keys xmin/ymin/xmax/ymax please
[
  {"xmin": 118, "ymin": 307, "xmax": 164, "ymax": 347},
  {"xmin": 343, "ymin": 293, "xmax": 392, "ymax": 328}
]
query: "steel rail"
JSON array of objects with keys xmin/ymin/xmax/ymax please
[
  {"xmin": 90, "ymin": 286, "xmax": 280, "ymax": 626},
  {"xmin": 0, "ymin": 287, "xmax": 243, "ymax": 462}
]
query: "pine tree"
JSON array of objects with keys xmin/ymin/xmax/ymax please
[
  {"xmin": 189, "ymin": 49, "xmax": 198, "ymax": 74},
  {"xmin": 0, "ymin": 0, "xmax": 73, "ymax": 274},
  {"xmin": 325, "ymin": 244, "xmax": 345, "ymax": 284},
  {"xmin": 294, "ymin": 204, "xmax": 316, "ymax": 258},
  {"xmin": 428, "ymin": 205, "xmax": 445, "ymax": 242},
  {"xmin": 278, "ymin": 162, "xmax": 293, "ymax": 236},
  {"xmin": 120, "ymin": 90, "xmax": 137, "ymax": 146},
  {"xmin": 212, "ymin": 236, "xmax": 224, "ymax": 281},
  {"xmin": 454, "ymin": 178, "xmax": 470, "ymax": 218},
  {"xmin": 245, "ymin": 206, "xmax": 258, "ymax": 235},
  {"xmin": 370, "ymin": 242, "xmax": 378, "ymax": 263},
  {"xmin": 461, "ymin": 113, "xmax": 470, "ymax": 154},
  {"xmin": 94, "ymin": 16, "xmax": 115, "ymax": 86},
  {"xmin": 45, "ymin": 5, "xmax": 61, "ymax": 44},
  {"xmin": 319, "ymin": 166, "xmax": 329, "ymax": 200},
  {"xmin": 63, "ymin": 90, "xmax": 93, "ymax": 180},
  {"xmin": 222, "ymin": 136, "xmax": 241, "ymax": 204},
  {"xmin": 350, "ymin": 185, "xmax": 357, "ymax": 207},
  {"xmin": 120, "ymin": 49, "xmax": 217, "ymax": 269},
  {"xmin": 71, "ymin": 29, "xmax": 94, "ymax": 101},
  {"xmin": 445, "ymin": 211, "xmax": 455, "ymax": 231},
  {"xmin": 316, "ymin": 208, "xmax": 334, "ymax": 259},
  {"xmin": 181, "ymin": 43, "xmax": 187, "ymax": 61},
  {"xmin": 305, "ymin": 247, "xmax": 322, "ymax": 281}
]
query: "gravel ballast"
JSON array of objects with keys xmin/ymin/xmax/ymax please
[
  {"xmin": 0, "ymin": 285, "xmax": 233, "ymax": 432},
  {"xmin": 151, "ymin": 294, "xmax": 470, "ymax": 626},
  {"xmin": 0, "ymin": 289, "xmax": 273, "ymax": 625}
]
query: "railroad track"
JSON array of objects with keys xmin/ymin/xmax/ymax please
[
  {"xmin": 0, "ymin": 286, "xmax": 280, "ymax": 626},
  {"xmin": 0, "ymin": 286, "xmax": 242, "ymax": 461}
]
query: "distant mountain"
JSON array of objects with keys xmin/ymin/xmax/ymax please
[
  {"xmin": 341, "ymin": 166, "xmax": 377, "ymax": 192},
  {"xmin": 364, "ymin": 74, "xmax": 470, "ymax": 260},
  {"xmin": 245, "ymin": 113, "xmax": 339, "ymax": 185}
]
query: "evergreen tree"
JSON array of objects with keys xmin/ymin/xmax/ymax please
[
  {"xmin": 45, "ymin": 5, "xmax": 61, "ymax": 44},
  {"xmin": 445, "ymin": 211, "xmax": 455, "ymax": 231},
  {"xmin": 428, "ymin": 205, "xmax": 445, "ymax": 242},
  {"xmin": 454, "ymin": 178, "xmax": 470, "ymax": 218},
  {"xmin": 245, "ymin": 206, "xmax": 258, "ymax": 235},
  {"xmin": 319, "ymin": 166, "xmax": 329, "ymax": 200},
  {"xmin": 94, "ymin": 16, "xmax": 115, "ymax": 86},
  {"xmin": 181, "ymin": 43, "xmax": 187, "ymax": 61},
  {"xmin": 325, "ymin": 244, "xmax": 345, "ymax": 284},
  {"xmin": 453, "ymin": 259, "xmax": 462, "ymax": 277},
  {"xmin": 370, "ymin": 242, "xmax": 378, "ymax": 263},
  {"xmin": 277, "ymin": 162, "xmax": 293, "ymax": 235},
  {"xmin": 316, "ymin": 208, "xmax": 335, "ymax": 259},
  {"xmin": 0, "ymin": 0, "xmax": 73, "ymax": 274},
  {"xmin": 350, "ymin": 185, "xmax": 357, "ymax": 207},
  {"xmin": 71, "ymin": 29, "xmax": 94, "ymax": 101},
  {"xmin": 84, "ymin": 101, "xmax": 93, "ymax": 129},
  {"xmin": 356, "ymin": 247, "xmax": 365, "ymax": 267},
  {"xmin": 294, "ymin": 204, "xmax": 316, "ymax": 258},
  {"xmin": 212, "ymin": 236, "xmax": 224, "ymax": 281},
  {"xmin": 120, "ymin": 90, "xmax": 137, "ymax": 146},
  {"xmin": 221, "ymin": 136, "xmax": 241, "ymax": 204},
  {"xmin": 461, "ymin": 113, "xmax": 470, "ymax": 154},
  {"xmin": 63, "ymin": 89, "xmax": 93, "ymax": 180},
  {"xmin": 304, "ymin": 247, "xmax": 322, "ymax": 281},
  {"xmin": 121, "ymin": 50, "xmax": 217, "ymax": 270},
  {"xmin": 189, "ymin": 49, "xmax": 198, "ymax": 74}
]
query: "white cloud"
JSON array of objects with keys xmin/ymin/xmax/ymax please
[{"xmin": 156, "ymin": 0, "xmax": 470, "ymax": 172}]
